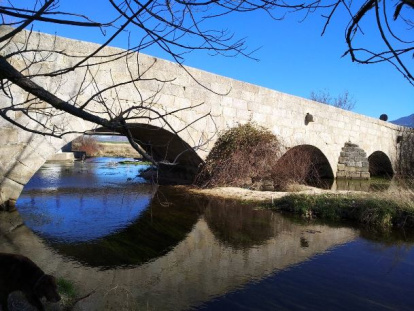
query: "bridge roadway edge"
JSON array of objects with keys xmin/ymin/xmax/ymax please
[{"xmin": 0, "ymin": 26, "xmax": 405, "ymax": 204}]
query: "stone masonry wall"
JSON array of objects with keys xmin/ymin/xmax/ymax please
[{"xmin": 337, "ymin": 142, "xmax": 370, "ymax": 179}]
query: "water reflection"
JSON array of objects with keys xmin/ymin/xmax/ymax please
[
  {"xmin": 204, "ymin": 201, "xmax": 287, "ymax": 249},
  {"xmin": 50, "ymin": 189, "xmax": 204, "ymax": 269},
  {"xmin": 1, "ymin": 201, "xmax": 357, "ymax": 310},
  {"xmin": 4, "ymin": 158, "xmax": 414, "ymax": 310},
  {"xmin": 18, "ymin": 186, "xmax": 152, "ymax": 244}
]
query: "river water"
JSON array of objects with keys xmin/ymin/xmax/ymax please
[{"xmin": 1, "ymin": 158, "xmax": 414, "ymax": 310}]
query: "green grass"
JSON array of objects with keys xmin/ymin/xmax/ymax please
[
  {"xmin": 57, "ymin": 278, "xmax": 77, "ymax": 299},
  {"xmin": 271, "ymin": 193, "xmax": 414, "ymax": 230}
]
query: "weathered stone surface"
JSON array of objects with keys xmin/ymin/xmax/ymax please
[{"xmin": 47, "ymin": 152, "xmax": 75, "ymax": 162}]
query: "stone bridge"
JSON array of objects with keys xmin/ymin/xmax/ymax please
[{"xmin": 0, "ymin": 27, "xmax": 405, "ymax": 204}]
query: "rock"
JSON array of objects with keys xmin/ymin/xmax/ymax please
[{"xmin": 8, "ymin": 291, "xmax": 37, "ymax": 311}]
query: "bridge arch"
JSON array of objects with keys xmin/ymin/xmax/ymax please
[
  {"xmin": 1, "ymin": 122, "xmax": 203, "ymax": 204},
  {"xmin": 273, "ymin": 144, "xmax": 334, "ymax": 187},
  {"xmin": 368, "ymin": 151, "xmax": 394, "ymax": 177}
]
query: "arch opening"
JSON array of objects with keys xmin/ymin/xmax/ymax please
[
  {"xmin": 272, "ymin": 145, "xmax": 334, "ymax": 189},
  {"xmin": 70, "ymin": 124, "xmax": 204, "ymax": 184},
  {"xmin": 368, "ymin": 151, "xmax": 394, "ymax": 178}
]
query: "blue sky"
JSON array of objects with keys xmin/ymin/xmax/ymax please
[{"xmin": 27, "ymin": 1, "xmax": 413, "ymax": 120}]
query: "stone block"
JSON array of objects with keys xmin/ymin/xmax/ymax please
[
  {"xmin": 361, "ymin": 172, "xmax": 370, "ymax": 179},
  {"xmin": 338, "ymin": 157, "xmax": 346, "ymax": 164},
  {"xmin": 355, "ymin": 162, "xmax": 363, "ymax": 168},
  {"xmin": 336, "ymin": 171, "xmax": 347, "ymax": 178},
  {"xmin": 337, "ymin": 163, "xmax": 345, "ymax": 171},
  {"xmin": 345, "ymin": 166, "xmax": 356, "ymax": 172},
  {"xmin": 354, "ymin": 156, "xmax": 367, "ymax": 162},
  {"xmin": 0, "ymin": 177, "xmax": 23, "ymax": 204},
  {"xmin": 222, "ymin": 107, "xmax": 236, "ymax": 118},
  {"xmin": 362, "ymin": 161, "xmax": 369, "ymax": 167},
  {"xmin": 350, "ymin": 172, "xmax": 361, "ymax": 179},
  {"xmin": 346, "ymin": 161, "xmax": 355, "ymax": 167},
  {"xmin": 2, "ymin": 128, "xmax": 19, "ymax": 145}
]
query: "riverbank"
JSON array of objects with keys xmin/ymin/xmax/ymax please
[
  {"xmin": 72, "ymin": 141, "xmax": 139, "ymax": 158},
  {"xmin": 180, "ymin": 185, "xmax": 414, "ymax": 230}
]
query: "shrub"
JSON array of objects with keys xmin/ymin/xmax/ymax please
[
  {"xmin": 72, "ymin": 135, "xmax": 101, "ymax": 156},
  {"xmin": 195, "ymin": 123, "xmax": 282, "ymax": 188},
  {"xmin": 271, "ymin": 147, "xmax": 320, "ymax": 190}
]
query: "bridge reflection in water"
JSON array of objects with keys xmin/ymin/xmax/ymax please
[{"xmin": 1, "ymin": 188, "xmax": 356, "ymax": 311}]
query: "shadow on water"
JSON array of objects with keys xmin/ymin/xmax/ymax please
[{"xmin": 50, "ymin": 188, "xmax": 205, "ymax": 269}]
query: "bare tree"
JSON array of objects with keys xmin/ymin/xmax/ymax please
[
  {"xmin": 0, "ymin": 1, "xmax": 285, "ymax": 170},
  {"xmin": 0, "ymin": 1, "xmax": 412, "ymax": 173},
  {"xmin": 310, "ymin": 89, "xmax": 356, "ymax": 111}
]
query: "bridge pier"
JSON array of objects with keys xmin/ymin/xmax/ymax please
[{"xmin": 336, "ymin": 142, "xmax": 370, "ymax": 180}]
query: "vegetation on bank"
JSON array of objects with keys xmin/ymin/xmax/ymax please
[
  {"xmin": 118, "ymin": 160, "xmax": 152, "ymax": 165},
  {"xmin": 72, "ymin": 136, "xmax": 101, "ymax": 157},
  {"xmin": 57, "ymin": 278, "xmax": 78, "ymax": 310},
  {"xmin": 271, "ymin": 191, "xmax": 414, "ymax": 230}
]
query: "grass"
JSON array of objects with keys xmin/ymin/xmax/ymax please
[
  {"xmin": 57, "ymin": 278, "xmax": 77, "ymax": 299},
  {"xmin": 271, "ymin": 190, "xmax": 414, "ymax": 230}
]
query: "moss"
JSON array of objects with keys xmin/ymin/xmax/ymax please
[{"xmin": 271, "ymin": 193, "xmax": 414, "ymax": 230}]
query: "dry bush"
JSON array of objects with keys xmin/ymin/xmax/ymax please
[
  {"xmin": 72, "ymin": 135, "xmax": 101, "ymax": 157},
  {"xmin": 195, "ymin": 123, "xmax": 282, "ymax": 188},
  {"xmin": 271, "ymin": 147, "xmax": 320, "ymax": 190}
]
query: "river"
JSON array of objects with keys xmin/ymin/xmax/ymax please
[{"xmin": 1, "ymin": 158, "xmax": 414, "ymax": 310}]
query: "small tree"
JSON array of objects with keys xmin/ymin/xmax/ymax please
[{"xmin": 310, "ymin": 90, "xmax": 356, "ymax": 111}]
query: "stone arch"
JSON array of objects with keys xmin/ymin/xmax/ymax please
[
  {"xmin": 1, "ymin": 123, "xmax": 203, "ymax": 204},
  {"xmin": 274, "ymin": 144, "xmax": 334, "ymax": 187},
  {"xmin": 93, "ymin": 123, "xmax": 204, "ymax": 184},
  {"xmin": 368, "ymin": 151, "xmax": 394, "ymax": 177},
  {"xmin": 121, "ymin": 123, "xmax": 203, "ymax": 168}
]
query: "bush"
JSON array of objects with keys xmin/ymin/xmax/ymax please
[
  {"xmin": 195, "ymin": 123, "xmax": 282, "ymax": 188},
  {"xmin": 72, "ymin": 135, "xmax": 101, "ymax": 156},
  {"xmin": 271, "ymin": 146, "xmax": 321, "ymax": 190}
]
